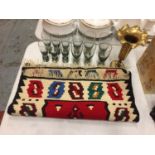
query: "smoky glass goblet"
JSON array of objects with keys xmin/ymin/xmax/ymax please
[
  {"xmin": 83, "ymin": 31, "xmax": 96, "ymax": 64},
  {"xmin": 38, "ymin": 41, "xmax": 49, "ymax": 62},
  {"xmin": 72, "ymin": 41, "xmax": 83, "ymax": 58},
  {"xmin": 98, "ymin": 43, "xmax": 112, "ymax": 64},
  {"xmin": 61, "ymin": 41, "xmax": 70, "ymax": 63},
  {"xmin": 83, "ymin": 42, "xmax": 95, "ymax": 64},
  {"xmin": 41, "ymin": 31, "xmax": 51, "ymax": 48},
  {"xmin": 71, "ymin": 33, "xmax": 83, "ymax": 64},
  {"xmin": 52, "ymin": 40, "xmax": 61, "ymax": 55},
  {"xmin": 47, "ymin": 43, "xmax": 58, "ymax": 63}
]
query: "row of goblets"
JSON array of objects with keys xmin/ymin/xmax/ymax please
[{"xmin": 38, "ymin": 39, "xmax": 112, "ymax": 64}]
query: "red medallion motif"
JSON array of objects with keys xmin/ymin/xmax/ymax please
[
  {"xmin": 27, "ymin": 80, "xmax": 43, "ymax": 98},
  {"xmin": 68, "ymin": 82, "xmax": 84, "ymax": 99},
  {"xmin": 43, "ymin": 100, "xmax": 109, "ymax": 120},
  {"xmin": 107, "ymin": 83, "xmax": 123, "ymax": 100}
]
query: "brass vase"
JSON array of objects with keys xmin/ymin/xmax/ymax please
[{"xmin": 111, "ymin": 24, "xmax": 148, "ymax": 68}]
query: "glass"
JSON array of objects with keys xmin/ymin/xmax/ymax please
[
  {"xmin": 52, "ymin": 39, "xmax": 61, "ymax": 55},
  {"xmin": 50, "ymin": 34, "xmax": 62, "ymax": 62},
  {"xmin": 71, "ymin": 32, "xmax": 83, "ymax": 62},
  {"xmin": 98, "ymin": 30, "xmax": 113, "ymax": 45},
  {"xmin": 47, "ymin": 42, "xmax": 58, "ymax": 63},
  {"xmin": 38, "ymin": 41, "xmax": 49, "ymax": 62},
  {"xmin": 83, "ymin": 31, "xmax": 96, "ymax": 63},
  {"xmin": 61, "ymin": 41, "xmax": 70, "ymax": 63},
  {"xmin": 41, "ymin": 30, "xmax": 51, "ymax": 47},
  {"xmin": 98, "ymin": 43, "xmax": 112, "ymax": 64}
]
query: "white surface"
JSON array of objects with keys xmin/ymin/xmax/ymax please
[
  {"xmin": 35, "ymin": 20, "xmax": 43, "ymax": 40},
  {"xmin": 145, "ymin": 94, "xmax": 155, "ymax": 109},
  {"xmin": 0, "ymin": 42, "xmax": 155, "ymax": 134}
]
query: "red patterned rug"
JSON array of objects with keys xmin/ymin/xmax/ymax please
[{"xmin": 7, "ymin": 67, "xmax": 139, "ymax": 122}]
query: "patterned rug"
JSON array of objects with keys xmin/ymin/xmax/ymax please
[{"xmin": 7, "ymin": 67, "xmax": 139, "ymax": 122}]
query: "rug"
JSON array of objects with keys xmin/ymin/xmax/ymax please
[{"xmin": 7, "ymin": 67, "xmax": 139, "ymax": 122}]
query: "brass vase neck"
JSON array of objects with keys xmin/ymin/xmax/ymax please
[{"xmin": 119, "ymin": 43, "xmax": 132, "ymax": 63}]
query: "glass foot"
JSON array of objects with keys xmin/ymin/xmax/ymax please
[{"xmin": 110, "ymin": 60, "xmax": 125, "ymax": 68}]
